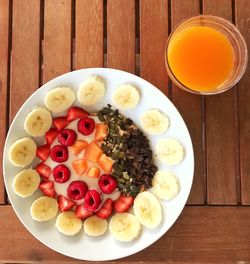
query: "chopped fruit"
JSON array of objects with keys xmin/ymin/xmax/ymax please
[
  {"xmin": 96, "ymin": 198, "xmax": 113, "ymax": 219},
  {"xmin": 67, "ymin": 107, "xmax": 89, "ymax": 122},
  {"xmin": 67, "ymin": 180, "xmax": 88, "ymax": 200},
  {"xmin": 53, "ymin": 116, "xmax": 69, "ymax": 131},
  {"xmin": 36, "ymin": 162, "xmax": 51, "ymax": 179},
  {"xmin": 72, "ymin": 159, "xmax": 88, "ymax": 176},
  {"xmin": 39, "ymin": 181, "xmax": 56, "ymax": 197},
  {"xmin": 98, "ymin": 154, "xmax": 113, "ymax": 173},
  {"xmin": 114, "ymin": 194, "xmax": 134, "ymax": 213},
  {"xmin": 70, "ymin": 140, "xmax": 88, "ymax": 156},
  {"xmin": 78, "ymin": 117, "xmax": 95, "ymax": 136},
  {"xmin": 75, "ymin": 204, "xmax": 93, "ymax": 219},
  {"xmin": 36, "ymin": 144, "xmax": 50, "ymax": 162},
  {"xmin": 84, "ymin": 189, "xmax": 102, "ymax": 212},
  {"xmin": 57, "ymin": 195, "xmax": 76, "ymax": 212},
  {"xmin": 51, "ymin": 145, "xmax": 68, "ymax": 163},
  {"xmin": 52, "ymin": 164, "xmax": 71, "ymax": 183},
  {"xmin": 95, "ymin": 123, "xmax": 108, "ymax": 141},
  {"xmin": 45, "ymin": 128, "xmax": 58, "ymax": 145},
  {"xmin": 85, "ymin": 142, "xmax": 103, "ymax": 162},
  {"xmin": 87, "ymin": 167, "xmax": 100, "ymax": 178},
  {"xmin": 58, "ymin": 129, "xmax": 77, "ymax": 146},
  {"xmin": 98, "ymin": 174, "xmax": 117, "ymax": 194}
]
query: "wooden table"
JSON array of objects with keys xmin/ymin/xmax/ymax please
[{"xmin": 0, "ymin": 0, "xmax": 250, "ymax": 263}]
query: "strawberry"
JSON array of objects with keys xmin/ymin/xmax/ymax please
[
  {"xmin": 75, "ymin": 204, "xmax": 93, "ymax": 219},
  {"xmin": 67, "ymin": 107, "xmax": 89, "ymax": 122},
  {"xmin": 114, "ymin": 194, "xmax": 134, "ymax": 213},
  {"xmin": 53, "ymin": 116, "xmax": 69, "ymax": 131},
  {"xmin": 96, "ymin": 198, "xmax": 113, "ymax": 219},
  {"xmin": 45, "ymin": 128, "xmax": 58, "ymax": 145},
  {"xmin": 39, "ymin": 180, "xmax": 56, "ymax": 197},
  {"xmin": 36, "ymin": 162, "xmax": 51, "ymax": 179},
  {"xmin": 36, "ymin": 144, "xmax": 50, "ymax": 162},
  {"xmin": 57, "ymin": 195, "xmax": 76, "ymax": 211}
]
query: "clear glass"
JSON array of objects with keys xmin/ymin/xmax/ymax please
[{"xmin": 165, "ymin": 15, "xmax": 248, "ymax": 95}]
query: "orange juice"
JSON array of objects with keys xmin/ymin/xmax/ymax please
[{"xmin": 167, "ymin": 26, "xmax": 235, "ymax": 92}]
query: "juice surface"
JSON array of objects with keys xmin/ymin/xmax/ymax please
[{"xmin": 167, "ymin": 26, "xmax": 235, "ymax": 92}]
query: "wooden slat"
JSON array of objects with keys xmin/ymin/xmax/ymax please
[
  {"xmin": 235, "ymin": 0, "xmax": 250, "ymax": 204},
  {"xmin": 140, "ymin": 0, "xmax": 169, "ymax": 93},
  {"xmin": 171, "ymin": 0, "xmax": 204, "ymax": 204},
  {"xmin": 1, "ymin": 205, "xmax": 250, "ymax": 262},
  {"xmin": 0, "ymin": 0, "xmax": 9, "ymax": 204},
  {"xmin": 10, "ymin": 0, "xmax": 40, "ymax": 119},
  {"xmin": 43, "ymin": 0, "xmax": 72, "ymax": 84},
  {"xmin": 107, "ymin": 0, "xmax": 135, "ymax": 73},
  {"xmin": 75, "ymin": 0, "xmax": 103, "ymax": 69}
]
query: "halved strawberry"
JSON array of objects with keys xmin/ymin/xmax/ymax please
[
  {"xmin": 36, "ymin": 144, "xmax": 50, "ymax": 161},
  {"xmin": 45, "ymin": 128, "xmax": 58, "ymax": 145},
  {"xmin": 53, "ymin": 116, "xmax": 69, "ymax": 131},
  {"xmin": 96, "ymin": 198, "xmax": 113, "ymax": 219},
  {"xmin": 57, "ymin": 195, "xmax": 76, "ymax": 211},
  {"xmin": 67, "ymin": 107, "xmax": 89, "ymax": 122},
  {"xmin": 70, "ymin": 140, "xmax": 88, "ymax": 156},
  {"xmin": 72, "ymin": 159, "xmax": 88, "ymax": 176},
  {"xmin": 114, "ymin": 194, "xmax": 134, "ymax": 213},
  {"xmin": 75, "ymin": 204, "xmax": 93, "ymax": 219},
  {"xmin": 39, "ymin": 180, "xmax": 56, "ymax": 197},
  {"xmin": 36, "ymin": 162, "xmax": 51, "ymax": 179}
]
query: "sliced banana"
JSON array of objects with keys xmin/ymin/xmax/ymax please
[
  {"xmin": 156, "ymin": 138, "xmax": 184, "ymax": 165},
  {"xmin": 77, "ymin": 75, "xmax": 105, "ymax": 106},
  {"xmin": 84, "ymin": 216, "xmax": 108, "ymax": 237},
  {"xmin": 55, "ymin": 211, "xmax": 82, "ymax": 236},
  {"xmin": 133, "ymin": 191, "xmax": 162, "ymax": 229},
  {"xmin": 112, "ymin": 84, "xmax": 140, "ymax": 109},
  {"xmin": 9, "ymin": 137, "xmax": 37, "ymax": 167},
  {"xmin": 109, "ymin": 213, "xmax": 141, "ymax": 242},
  {"xmin": 24, "ymin": 108, "xmax": 52, "ymax": 137},
  {"xmin": 45, "ymin": 86, "xmax": 75, "ymax": 113},
  {"xmin": 30, "ymin": 196, "xmax": 58, "ymax": 222},
  {"xmin": 13, "ymin": 169, "xmax": 40, "ymax": 198},
  {"xmin": 152, "ymin": 171, "xmax": 180, "ymax": 200},
  {"xmin": 141, "ymin": 109, "xmax": 169, "ymax": 135}
]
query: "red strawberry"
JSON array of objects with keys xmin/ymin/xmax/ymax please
[
  {"xmin": 67, "ymin": 107, "xmax": 89, "ymax": 122},
  {"xmin": 51, "ymin": 145, "xmax": 68, "ymax": 163},
  {"xmin": 78, "ymin": 117, "xmax": 95, "ymax": 136},
  {"xmin": 57, "ymin": 195, "xmax": 76, "ymax": 211},
  {"xmin": 75, "ymin": 204, "xmax": 93, "ymax": 219},
  {"xmin": 53, "ymin": 117, "xmax": 69, "ymax": 131},
  {"xmin": 52, "ymin": 164, "xmax": 71, "ymax": 183},
  {"xmin": 39, "ymin": 181, "xmax": 56, "ymax": 197},
  {"xmin": 98, "ymin": 174, "xmax": 117, "ymax": 194},
  {"xmin": 96, "ymin": 198, "xmax": 113, "ymax": 219},
  {"xmin": 36, "ymin": 144, "xmax": 50, "ymax": 162},
  {"xmin": 114, "ymin": 194, "xmax": 134, "ymax": 213},
  {"xmin": 58, "ymin": 129, "xmax": 77, "ymax": 146},
  {"xmin": 67, "ymin": 180, "xmax": 88, "ymax": 200},
  {"xmin": 36, "ymin": 162, "xmax": 51, "ymax": 179},
  {"xmin": 84, "ymin": 189, "xmax": 102, "ymax": 212},
  {"xmin": 45, "ymin": 128, "xmax": 58, "ymax": 145}
]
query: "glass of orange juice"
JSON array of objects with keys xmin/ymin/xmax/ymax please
[{"xmin": 165, "ymin": 15, "xmax": 248, "ymax": 95}]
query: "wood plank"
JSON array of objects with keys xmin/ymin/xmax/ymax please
[
  {"xmin": 10, "ymin": 0, "xmax": 40, "ymax": 119},
  {"xmin": 171, "ymin": 0, "xmax": 204, "ymax": 204},
  {"xmin": 43, "ymin": 0, "xmax": 72, "ymax": 84},
  {"xmin": 203, "ymin": 0, "xmax": 238, "ymax": 204},
  {"xmin": 140, "ymin": 0, "xmax": 169, "ymax": 93},
  {"xmin": 107, "ymin": 0, "xmax": 135, "ymax": 73},
  {"xmin": 1, "ymin": 205, "xmax": 250, "ymax": 262},
  {"xmin": 0, "ymin": 0, "xmax": 9, "ymax": 204},
  {"xmin": 235, "ymin": 0, "xmax": 250, "ymax": 204},
  {"xmin": 75, "ymin": 0, "xmax": 103, "ymax": 69}
]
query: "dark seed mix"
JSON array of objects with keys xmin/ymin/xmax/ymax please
[{"xmin": 97, "ymin": 105, "xmax": 158, "ymax": 197}]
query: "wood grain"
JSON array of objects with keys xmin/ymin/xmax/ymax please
[
  {"xmin": 107, "ymin": 0, "xmax": 135, "ymax": 73},
  {"xmin": 43, "ymin": 0, "xmax": 72, "ymax": 84},
  {"xmin": 140, "ymin": 0, "xmax": 169, "ymax": 93},
  {"xmin": 235, "ymin": 0, "xmax": 250, "ymax": 204},
  {"xmin": 75, "ymin": 0, "xmax": 103, "ymax": 69},
  {"xmin": 171, "ymin": 0, "xmax": 204, "ymax": 204}
]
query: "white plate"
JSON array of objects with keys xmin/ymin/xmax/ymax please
[{"xmin": 3, "ymin": 68, "xmax": 194, "ymax": 261}]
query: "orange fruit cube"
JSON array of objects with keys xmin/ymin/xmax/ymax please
[
  {"xmin": 87, "ymin": 167, "xmax": 100, "ymax": 178},
  {"xmin": 70, "ymin": 140, "xmax": 88, "ymax": 156},
  {"xmin": 85, "ymin": 142, "xmax": 103, "ymax": 162},
  {"xmin": 95, "ymin": 123, "xmax": 108, "ymax": 141},
  {"xmin": 72, "ymin": 159, "xmax": 88, "ymax": 176},
  {"xmin": 98, "ymin": 154, "xmax": 113, "ymax": 173}
]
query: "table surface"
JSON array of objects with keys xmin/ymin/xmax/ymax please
[{"xmin": 0, "ymin": 0, "xmax": 250, "ymax": 263}]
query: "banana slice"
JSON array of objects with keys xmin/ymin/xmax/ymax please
[
  {"xmin": 152, "ymin": 171, "xmax": 180, "ymax": 200},
  {"xmin": 112, "ymin": 84, "xmax": 140, "ymax": 109},
  {"xmin": 77, "ymin": 75, "xmax": 105, "ymax": 106},
  {"xmin": 156, "ymin": 138, "xmax": 184, "ymax": 165},
  {"xmin": 84, "ymin": 216, "xmax": 108, "ymax": 237},
  {"xmin": 45, "ymin": 87, "xmax": 75, "ymax": 113},
  {"xmin": 55, "ymin": 211, "xmax": 82, "ymax": 236},
  {"xmin": 141, "ymin": 109, "xmax": 169, "ymax": 135},
  {"xmin": 133, "ymin": 191, "xmax": 162, "ymax": 229},
  {"xmin": 13, "ymin": 169, "xmax": 40, "ymax": 198},
  {"xmin": 24, "ymin": 108, "xmax": 52, "ymax": 137},
  {"xmin": 9, "ymin": 137, "xmax": 37, "ymax": 167},
  {"xmin": 31, "ymin": 196, "xmax": 58, "ymax": 222},
  {"xmin": 109, "ymin": 213, "xmax": 141, "ymax": 242}
]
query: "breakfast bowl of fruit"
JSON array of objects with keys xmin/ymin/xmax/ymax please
[{"xmin": 3, "ymin": 68, "xmax": 194, "ymax": 261}]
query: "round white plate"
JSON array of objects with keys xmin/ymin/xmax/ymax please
[{"xmin": 3, "ymin": 68, "xmax": 194, "ymax": 261}]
